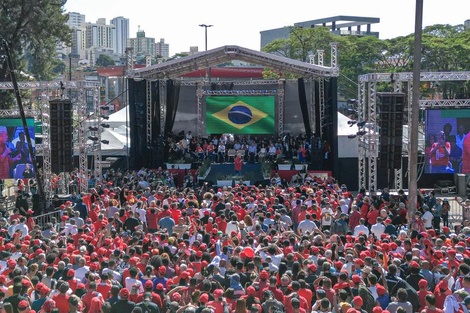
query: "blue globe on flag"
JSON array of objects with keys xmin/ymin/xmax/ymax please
[{"xmin": 228, "ymin": 105, "xmax": 253, "ymax": 125}]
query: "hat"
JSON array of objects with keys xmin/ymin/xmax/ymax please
[
  {"xmin": 158, "ymin": 266, "xmax": 166, "ymax": 274},
  {"xmin": 199, "ymin": 293, "xmax": 209, "ymax": 303},
  {"xmin": 77, "ymin": 283, "xmax": 86, "ymax": 289},
  {"xmin": 353, "ymin": 296, "xmax": 363, "ymax": 306},
  {"xmin": 352, "ymin": 275, "xmax": 362, "ymax": 284},
  {"xmin": 18, "ymin": 300, "xmax": 29, "ymax": 310},
  {"xmin": 26, "ymin": 209, "xmax": 34, "ymax": 215},
  {"xmin": 410, "ymin": 261, "xmax": 420, "ymax": 268},
  {"xmin": 35, "ymin": 282, "xmax": 45, "ymax": 291},
  {"xmin": 247, "ymin": 286, "xmax": 256, "ymax": 296},
  {"xmin": 42, "ymin": 299, "xmax": 56, "ymax": 312},
  {"xmin": 67, "ymin": 269, "xmax": 75, "ymax": 277},
  {"xmin": 119, "ymin": 288, "xmax": 129, "ymax": 298},
  {"xmin": 377, "ymin": 285, "xmax": 386, "ymax": 295},
  {"xmin": 260, "ymin": 270, "xmax": 269, "ymax": 280},
  {"xmin": 40, "ymin": 286, "xmax": 51, "ymax": 295},
  {"xmin": 180, "ymin": 271, "xmax": 189, "ymax": 279},
  {"xmin": 156, "ymin": 283, "xmax": 164, "ymax": 290},
  {"xmin": 213, "ymin": 289, "xmax": 224, "ymax": 298},
  {"xmin": 418, "ymin": 279, "xmax": 428, "ymax": 288},
  {"xmin": 308, "ymin": 264, "xmax": 317, "ymax": 272},
  {"xmin": 170, "ymin": 292, "xmax": 181, "ymax": 302},
  {"xmin": 145, "ymin": 280, "xmax": 153, "ymax": 288}
]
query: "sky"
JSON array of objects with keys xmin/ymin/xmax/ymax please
[{"xmin": 64, "ymin": 0, "xmax": 469, "ymax": 56}]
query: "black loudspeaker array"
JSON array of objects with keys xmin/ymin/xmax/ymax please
[
  {"xmin": 377, "ymin": 93, "xmax": 405, "ymax": 169},
  {"xmin": 49, "ymin": 99, "xmax": 73, "ymax": 174}
]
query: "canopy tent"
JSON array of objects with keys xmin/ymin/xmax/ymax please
[
  {"xmin": 87, "ymin": 128, "xmax": 129, "ymax": 156},
  {"xmin": 86, "ymin": 106, "xmax": 129, "ymax": 129}
]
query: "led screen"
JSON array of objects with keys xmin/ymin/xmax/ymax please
[
  {"xmin": 0, "ymin": 118, "xmax": 36, "ymax": 179},
  {"xmin": 424, "ymin": 109, "xmax": 470, "ymax": 174},
  {"xmin": 205, "ymin": 96, "xmax": 275, "ymax": 134}
]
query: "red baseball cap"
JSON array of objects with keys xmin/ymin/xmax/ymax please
[{"xmin": 119, "ymin": 288, "xmax": 129, "ymax": 298}]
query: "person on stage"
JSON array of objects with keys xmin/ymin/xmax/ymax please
[{"xmin": 429, "ymin": 131, "xmax": 451, "ymax": 173}]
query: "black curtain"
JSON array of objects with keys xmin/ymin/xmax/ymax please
[
  {"xmin": 164, "ymin": 79, "xmax": 180, "ymax": 136},
  {"xmin": 314, "ymin": 80, "xmax": 321, "ymax": 136},
  {"xmin": 297, "ymin": 78, "xmax": 312, "ymax": 137}
]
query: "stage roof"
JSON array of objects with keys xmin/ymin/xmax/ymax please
[{"xmin": 133, "ymin": 45, "xmax": 338, "ymax": 80}]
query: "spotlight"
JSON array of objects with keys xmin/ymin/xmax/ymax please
[
  {"xmin": 100, "ymin": 123, "xmax": 110, "ymax": 128},
  {"xmin": 88, "ymin": 126, "xmax": 99, "ymax": 132},
  {"xmin": 357, "ymin": 121, "xmax": 367, "ymax": 128},
  {"xmin": 100, "ymin": 115, "xmax": 109, "ymax": 120},
  {"xmin": 347, "ymin": 135, "xmax": 357, "ymax": 139},
  {"xmin": 347, "ymin": 120, "xmax": 357, "ymax": 127},
  {"xmin": 357, "ymin": 130, "xmax": 367, "ymax": 136},
  {"xmin": 101, "ymin": 106, "xmax": 110, "ymax": 111},
  {"xmin": 101, "ymin": 140, "xmax": 109, "ymax": 145},
  {"xmin": 88, "ymin": 136, "xmax": 99, "ymax": 141}
]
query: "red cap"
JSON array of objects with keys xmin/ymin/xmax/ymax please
[
  {"xmin": 40, "ymin": 286, "xmax": 51, "ymax": 295},
  {"xmin": 447, "ymin": 249, "xmax": 456, "ymax": 255},
  {"xmin": 418, "ymin": 279, "xmax": 428, "ymax": 288},
  {"xmin": 308, "ymin": 264, "xmax": 317, "ymax": 272},
  {"xmin": 18, "ymin": 300, "xmax": 29, "ymax": 310},
  {"xmin": 35, "ymin": 282, "xmax": 45, "ymax": 291},
  {"xmin": 119, "ymin": 288, "xmax": 129, "ymax": 298},
  {"xmin": 352, "ymin": 275, "xmax": 362, "ymax": 284},
  {"xmin": 67, "ymin": 269, "xmax": 75, "ymax": 277},
  {"xmin": 376, "ymin": 285, "xmax": 386, "ymax": 295},
  {"xmin": 247, "ymin": 286, "xmax": 256, "ymax": 296},
  {"xmin": 158, "ymin": 266, "xmax": 166, "ymax": 274},
  {"xmin": 213, "ymin": 289, "xmax": 224, "ymax": 298},
  {"xmin": 260, "ymin": 270, "xmax": 269, "ymax": 280},
  {"xmin": 353, "ymin": 296, "xmax": 363, "ymax": 306},
  {"xmin": 145, "ymin": 280, "xmax": 153, "ymax": 288},
  {"xmin": 199, "ymin": 293, "xmax": 209, "ymax": 303},
  {"xmin": 156, "ymin": 283, "xmax": 164, "ymax": 290},
  {"xmin": 180, "ymin": 271, "xmax": 189, "ymax": 279},
  {"xmin": 409, "ymin": 261, "xmax": 419, "ymax": 268},
  {"xmin": 77, "ymin": 283, "xmax": 86, "ymax": 289},
  {"xmin": 372, "ymin": 307, "xmax": 383, "ymax": 313},
  {"xmin": 170, "ymin": 292, "xmax": 181, "ymax": 302}
]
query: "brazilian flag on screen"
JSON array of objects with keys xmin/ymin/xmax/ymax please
[{"xmin": 206, "ymin": 96, "xmax": 275, "ymax": 134}]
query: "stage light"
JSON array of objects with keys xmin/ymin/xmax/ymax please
[
  {"xmin": 347, "ymin": 120, "xmax": 357, "ymax": 127},
  {"xmin": 88, "ymin": 126, "xmax": 99, "ymax": 132},
  {"xmin": 101, "ymin": 106, "xmax": 110, "ymax": 111},
  {"xmin": 348, "ymin": 135, "xmax": 357, "ymax": 139},
  {"xmin": 88, "ymin": 136, "xmax": 99, "ymax": 141},
  {"xmin": 357, "ymin": 130, "xmax": 367, "ymax": 136},
  {"xmin": 100, "ymin": 115, "xmax": 109, "ymax": 120},
  {"xmin": 101, "ymin": 140, "xmax": 109, "ymax": 145},
  {"xmin": 357, "ymin": 121, "xmax": 367, "ymax": 127},
  {"xmin": 100, "ymin": 123, "xmax": 110, "ymax": 128}
]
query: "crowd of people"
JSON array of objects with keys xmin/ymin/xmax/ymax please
[
  {"xmin": 165, "ymin": 132, "xmax": 332, "ymax": 169},
  {"xmin": 2, "ymin": 163, "xmax": 470, "ymax": 313}
]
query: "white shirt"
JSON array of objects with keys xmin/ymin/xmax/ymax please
[
  {"xmin": 354, "ymin": 224, "xmax": 370, "ymax": 237},
  {"xmin": 14, "ymin": 223, "xmax": 29, "ymax": 239},
  {"xmin": 321, "ymin": 207, "xmax": 334, "ymax": 226},
  {"xmin": 371, "ymin": 223, "xmax": 386, "ymax": 238},
  {"xmin": 422, "ymin": 211, "xmax": 434, "ymax": 228},
  {"xmin": 298, "ymin": 219, "xmax": 318, "ymax": 235},
  {"xmin": 75, "ymin": 266, "xmax": 90, "ymax": 281}
]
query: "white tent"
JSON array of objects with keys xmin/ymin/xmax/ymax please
[
  {"xmin": 338, "ymin": 112, "xmax": 360, "ymax": 158},
  {"xmin": 87, "ymin": 128, "xmax": 129, "ymax": 156},
  {"xmin": 105, "ymin": 106, "xmax": 129, "ymax": 128}
]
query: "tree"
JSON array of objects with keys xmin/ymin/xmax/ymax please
[
  {"xmin": 0, "ymin": 0, "xmax": 71, "ymax": 108},
  {"xmin": 95, "ymin": 54, "xmax": 116, "ymax": 67}
]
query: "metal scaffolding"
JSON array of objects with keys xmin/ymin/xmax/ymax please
[{"xmin": 357, "ymin": 71, "xmax": 470, "ymax": 192}]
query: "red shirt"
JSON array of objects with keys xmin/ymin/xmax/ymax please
[{"xmin": 52, "ymin": 293, "xmax": 70, "ymax": 313}]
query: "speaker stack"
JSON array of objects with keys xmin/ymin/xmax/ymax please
[{"xmin": 49, "ymin": 99, "xmax": 73, "ymax": 174}]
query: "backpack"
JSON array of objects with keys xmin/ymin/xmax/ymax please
[{"xmin": 358, "ymin": 284, "xmax": 375, "ymax": 313}]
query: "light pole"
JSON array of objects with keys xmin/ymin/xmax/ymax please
[{"xmin": 199, "ymin": 24, "xmax": 213, "ymax": 51}]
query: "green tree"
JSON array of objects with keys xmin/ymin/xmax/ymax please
[
  {"xmin": 95, "ymin": 54, "xmax": 116, "ymax": 67},
  {"xmin": 0, "ymin": 0, "xmax": 71, "ymax": 108}
]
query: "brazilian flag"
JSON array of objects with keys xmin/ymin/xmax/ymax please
[{"xmin": 206, "ymin": 96, "xmax": 275, "ymax": 134}]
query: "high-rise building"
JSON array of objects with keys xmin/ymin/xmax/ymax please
[
  {"xmin": 111, "ymin": 16, "xmax": 129, "ymax": 55},
  {"xmin": 155, "ymin": 38, "xmax": 170, "ymax": 58},
  {"xmin": 67, "ymin": 12, "xmax": 85, "ymax": 28},
  {"xmin": 85, "ymin": 19, "xmax": 116, "ymax": 50},
  {"xmin": 465, "ymin": 19, "xmax": 470, "ymax": 30},
  {"xmin": 127, "ymin": 28, "xmax": 155, "ymax": 56}
]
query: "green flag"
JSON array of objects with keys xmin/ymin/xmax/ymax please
[{"xmin": 205, "ymin": 96, "xmax": 275, "ymax": 134}]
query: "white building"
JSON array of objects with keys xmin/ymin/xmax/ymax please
[
  {"xmin": 155, "ymin": 38, "xmax": 170, "ymax": 58},
  {"xmin": 111, "ymin": 16, "xmax": 129, "ymax": 55},
  {"xmin": 67, "ymin": 12, "xmax": 85, "ymax": 28}
]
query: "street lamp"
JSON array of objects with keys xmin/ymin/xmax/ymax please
[{"xmin": 199, "ymin": 24, "xmax": 213, "ymax": 51}]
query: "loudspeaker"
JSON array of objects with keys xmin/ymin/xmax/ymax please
[
  {"xmin": 49, "ymin": 99, "xmax": 73, "ymax": 174},
  {"xmin": 378, "ymin": 93, "xmax": 405, "ymax": 170}
]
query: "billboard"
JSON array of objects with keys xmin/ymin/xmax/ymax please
[
  {"xmin": 0, "ymin": 118, "xmax": 36, "ymax": 179},
  {"xmin": 205, "ymin": 96, "xmax": 275, "ymax": 134},
  {"xmin": 425, "ymin": 109, "xmax": 470, "ymax": 174}
]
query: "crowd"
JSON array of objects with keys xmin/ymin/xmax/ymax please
[
  {"xmin": 2, "ymin": 164, "xmax": 470, "ymax": 313},
  {"xmin": 165, "ymin": 132, "xmax": 332, "ymax": 168}
]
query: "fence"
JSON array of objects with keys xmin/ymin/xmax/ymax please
[
  {"xmin": 33, "ymin": 210, "xmax": 61, "ymax": 229},
  {"xmin": 441, "ymin": 197, "xmax": 463, "ymax": 225}
]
